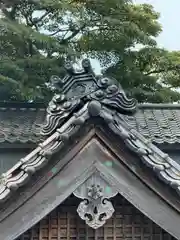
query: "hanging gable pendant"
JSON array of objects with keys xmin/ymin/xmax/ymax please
[{"xmin": 73, "ymin": 171, "xmax": 118, "ymax": 229}]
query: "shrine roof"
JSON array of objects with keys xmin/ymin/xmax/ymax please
[
  {"xmin": 0, "ymin": 58, "xmax": 180, "ymax": 215},
  {"xmin": 0, "ymin": 102, "xmax": 180, "ymax": 145},
  {"xmin": 1, "ymin": 101, "xmax": 180, "ymax": 203}
]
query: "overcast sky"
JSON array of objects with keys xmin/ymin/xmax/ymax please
[{"xmin": 134, "ymin": 0, "xmax": 180, "ymax": 50}]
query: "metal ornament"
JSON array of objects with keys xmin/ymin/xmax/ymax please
[{"xmin": 73, "ymin": 172, "xmax": 118, "ymax": 229}]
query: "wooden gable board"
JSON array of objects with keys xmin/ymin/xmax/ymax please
[
  {"xmin": 1, "ymin": 59, "xmax": 180, "ymax": 240},
  {"xmin": 0, "ymin": 128, "xmax": 180, "ymax": 240}
]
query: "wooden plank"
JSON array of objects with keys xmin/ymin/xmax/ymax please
[
  {"xmin": 1, "ymin": 128, "xmax": 180, "ymax": 239},
  {"xmin": 0, "ymin": 139, "xmax": 100, "ymax": 240},
  {"xmin": 96, "ymin": 127, "xmax": 180, "ymax": 212},
  {"xmin": 0, "ymin": 128, "xmax": 95, "ymax": 222},
  {"xmin": 93, "ymin": 160, "xmax": 180, "ymax": 239},
  {"xmin": 22, "ymin": 194, "xmax": 177, "ymax": 239}
]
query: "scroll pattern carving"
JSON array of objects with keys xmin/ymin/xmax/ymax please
[
  {"xmin": 73, "ymin": 172, "xmax": 118, "ymax": 229},
  {"xmin": 41, "ymin": 59, "xmax": 137, "ymax": 136}
]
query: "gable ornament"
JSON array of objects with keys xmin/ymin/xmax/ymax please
[{"xmin": 73, "ymin": 172, "xmax": 118, "ymax": 229}]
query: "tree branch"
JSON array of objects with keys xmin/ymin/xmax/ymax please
[
  {"xmin": 49, "ymin": 28, "xmax": 70, "ymax": 36},
  {"xmin": 1, "ymin": 5, "xmax": 18, "ymax": 20},
  {"xmin": 144, "ymin": 65, "xmax": 180, "ymax": 76},
  {"xmin": 61, "ymin": 24, "xmax": 86, "ymax": 44},
  {"xmin": 33, "ymin": 11, "xmax": 50, "ymax": 25},
  {"xmin": 25, "ymin": 10, "xmax": 51, "ymax": 30}
]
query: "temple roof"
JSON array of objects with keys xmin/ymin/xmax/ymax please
[
  {"xmin": 1, "ymin": 59, "xmax": 180, "ymax": 240},
  {"xmin": 0, "ymin": 102, "xmax": 180, "ymax": 145},
  {"xmin": 0, "ymin": 58, "xmax": 180, "ymax": 203},
  {"xmin": 1, "ymin": 100, "xmax": 180, "ymax": 203}
]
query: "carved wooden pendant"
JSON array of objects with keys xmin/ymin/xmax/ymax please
[{"xmin": 73, "ymin": 172, "xmax": 118, "ymax": 229}]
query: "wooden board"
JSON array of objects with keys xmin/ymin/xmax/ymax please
[{"xmin": 0, "ymin": 128, "xmax": 180, "ymax": 239}]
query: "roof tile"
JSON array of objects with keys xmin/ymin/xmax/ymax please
[
  {"xmin": 1, "ymin": 103, "xmax": 180, "ymax": 202},
  {"xmin": 1, "ymin": 103, "xmax": 180, "ymax": 144},
  {"xmin": 122, "ymin": 105, "xmax": 180, "ymax": 144},
  {"xmin": 0, "ymin": 105, "xmax": 46, "ymax": 144}
]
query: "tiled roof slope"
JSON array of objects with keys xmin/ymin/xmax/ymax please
[
  {"xmin": 1, "ymin": 102, "xmax": 180, "ymax": 202},
  {"xmin": 0, "ymin": 103, "xmax": 46, "ymax": 144},
  {"xmin": 124, "ymin": 104, "xmax": 180, "ymax": 144},
  {"xmin": 0, "ymin": 102, "xmax": 180, "ymax": 144}
]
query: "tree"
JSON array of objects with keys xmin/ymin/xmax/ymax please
[
  {"xmin": 104, "ymin": 48, "xmax": 180, "ymax": 103},
  {"xmin": 0, "ymin": 0, "xmax": 180, "ymax": 102},
  {"xmin": 78, "ymin": 2, "xmax": 180, "ymax": 103}
]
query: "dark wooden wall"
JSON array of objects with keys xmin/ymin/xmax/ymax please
[{"xmin": 16, "ymin": 194, "xmax": 176, "ymax": 240}]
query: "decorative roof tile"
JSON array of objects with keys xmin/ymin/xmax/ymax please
[
  {"xmin": 1, "ymin": 103, "xmax": 180, "ymax": 144},
  {"xmin": 1, "ymin": 103, "xmax": 180, "ymax": 202},
  {"xmin": 0, "ymin": 59, "xmax": 180, "ymax": 202}
]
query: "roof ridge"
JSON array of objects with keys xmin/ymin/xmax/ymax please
[
  {"xmin": 0, "ymin": 102, "xmax": 47, "ymax": 108},
  {"xmin": 1, "ymin": 103, "xmax": 180, "ymax": 202},
  {"xmin": 138, "ymin": 103, "xmax": 180, "ymax": 109},
  {"xmin": 0, "ymin": 103, "xmax": 180, "ymax": 110}
]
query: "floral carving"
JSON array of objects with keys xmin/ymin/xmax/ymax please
[{"xmin": 73, "ymin": 172, "xmax": 118, "ymax": 229}]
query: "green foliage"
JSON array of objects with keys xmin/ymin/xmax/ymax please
[
  {"xmin": 0, "ymin": 0, "xmax": 180, "ymax": 102},
  {"xmin": 105, "ymin": 48, "xmax": 180, "ymax": 102}
]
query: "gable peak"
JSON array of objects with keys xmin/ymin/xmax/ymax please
[{"xmin": 41, "ymin": 59, "xmax": 137, "ymax": 136}]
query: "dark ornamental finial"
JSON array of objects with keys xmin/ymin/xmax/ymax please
[
  {"xmin": 50, "ymin": 75, "xmax": 63, "ymax": 90},
  {"xmin": 82, "ymin": 58, "xmax": 92, "ymax": 73},
  {"xmin": 64, "ymin": 62, "xmax": 75, "ymax": 75},
  {"xmin": 41, "ymin": 59, "xmax": 137, "ymax": 136}
]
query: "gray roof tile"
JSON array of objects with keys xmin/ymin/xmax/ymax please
[
  {"xmin": 1, "ymin": 103, "xmax": 180, "ymax": 202},
  {"xmin": 1, "ymin": 103, "xmax": 180, "ymax": 144},
  {"xmin": 122, "ymin": 104, "xmax": 180, "ymax": 144},
  {"xmin": 0, "ymin": 104, "xmax": 46, "ymax": 143}
]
